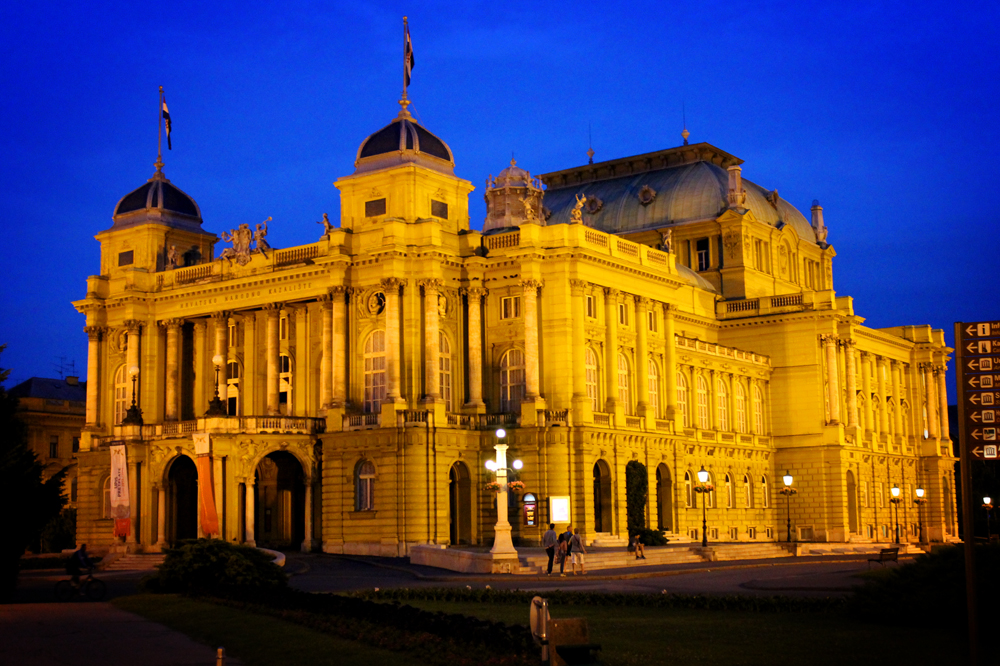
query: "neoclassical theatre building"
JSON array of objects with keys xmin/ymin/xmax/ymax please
[{"xmin": 73, "ymin": 99, "xmax": 958, "ymax": 556}]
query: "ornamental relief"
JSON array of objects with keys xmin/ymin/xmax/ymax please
[
  {"xmin": 355, "ymin": 287, "xmax": 386, "ymax": 320},
  {"xmin": 723, "ymin": 231, "xmax": 741, "ymax": 259}
]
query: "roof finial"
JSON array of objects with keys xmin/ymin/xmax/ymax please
[
  {"xmin": 682, "ymin": 101, "xmax": 689, "ymax": 146},
  {"xmin": 587, "ymin": 122, "xmax": 595, "ymax": 164}
]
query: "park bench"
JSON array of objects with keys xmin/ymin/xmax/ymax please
[
  {"xmin": 531, "ymin": 596, "xmax": 602, "ymax": 666},
  {"xmin": 867, "ymin": 547, "xmax": 899, "ymax": 568}
]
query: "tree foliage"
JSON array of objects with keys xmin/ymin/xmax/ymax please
[
  {"xmin": 146, "ymin": 539, "xmax": 287, "ymax": 594},
  {"xmin": 0, "ymin": 346, "xmax": 69, "ymax": 599},
  {"xmin": 625, "ymin": 460, "xmax": 647, "ymax": 536}
]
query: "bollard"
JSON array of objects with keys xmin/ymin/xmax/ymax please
[{"xmin": 216, "ymin": 647, "xmax": 225, "ymax": 665}]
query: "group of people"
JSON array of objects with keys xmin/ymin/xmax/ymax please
[
  {"xmin": 541, "ymin": 527, "xmax": 648, "ymax": 576},
  {"xmin": 541, "ymin": 524, "xmax": 588, "ymax": 576}
]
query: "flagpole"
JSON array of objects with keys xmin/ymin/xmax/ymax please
[
  {"xmin": 402, "ymin": 16, "xmax": 408, "ymax": 101},
  {"xmin": 157, "ymin": 86, "xmax": 164, "ymax": 169}
]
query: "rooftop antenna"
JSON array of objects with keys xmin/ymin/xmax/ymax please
[
  {"xmin": 682, "ymin": 101, "xmax": 690, "ymax": 146},
  {"xmin": 52, "ymin": 357, "xmax": 76, "ymax": 380},
  {"xmin": 587, "ymin": 123, "xmax": 595, "ymax": 164}
]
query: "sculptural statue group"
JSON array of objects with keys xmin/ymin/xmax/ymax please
[{"xmin": 220, "ymin": 217, "xmax": 271, "ymax": 266}]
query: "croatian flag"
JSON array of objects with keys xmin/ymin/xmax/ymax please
[
  {"xmin": 404, "ymin": 23, "xmax": 415, "ymax": 87},
  {"xmin": 162, "ymin": 97, "xmax": 172, "ymax": 149}
]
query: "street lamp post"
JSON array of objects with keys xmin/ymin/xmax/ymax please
[
  {"xmin": 693, "ymin": 466, "xmax": 712, "ymax": 548},
  {"xmin": 121, "ymin": 365, "xmax": 143, "ymax": 426},
  {"xmin": 486, "ymin": 429, "xmax": 522, "ymax": 556},
  {"xmin": 914, "ymin": 487, "xmax": 927, "ymax": 545},
  {"xmin": 890, "ymin": 484, "xmax": 902, "ymax": 545},
  {"xmin": 205, "ymin": 354, "xmax": 227, "ymax": 417},
  {"xmin": 984, "ymin": 497, "xmax": 994, "ymax": 543},
  {"xmin": 779, "ymin": 471, "xmax": 797, "ymax": 543}
]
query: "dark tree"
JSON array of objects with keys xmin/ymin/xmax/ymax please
[
  {"xmin": 625, "ymin": 460, "xmax": 648, "ymax": 536},
  {"xmin": 0, "ymin": 346, "xmax": 68, "ymax": 600}
]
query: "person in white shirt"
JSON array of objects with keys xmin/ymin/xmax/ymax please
[
  {"xmin": 542, "ymin": 524, "xmax": 558, "ymax": 575},
  {"xmin": 570, "ymin": 528, "xmax": 587, "ymax": 575}
]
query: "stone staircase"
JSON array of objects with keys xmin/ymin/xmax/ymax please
[
  {"xmin": 801, "ymin": 543, "xmax": 925, "ymax": 556},
  {"xmin": 706, "ymin": 542, "xmax": 794, "ymax": 561},
  {"xmin": 102, "ymin": 553, "xmax": 166, "ymax": 571},
  {"xmin": 517, "ymin": 544, "xmax": 705, "ymax": 574},
  {"xmin": 589, "ymin": 532, "xmax": 628, "ymax": 548}
]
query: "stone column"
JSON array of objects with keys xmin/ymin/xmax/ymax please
[
  {"xmin": 822, "ymin": 335, "xmax": 841, "ymax": 424},
  {"xmin": 604, "ymin": 288, "xmax": 620, "ymax": 412},
  {"xmin": 212, "ymin": 312, "xmax": 229, "ymax": 362},
  {"xmin": 861, "ymin": 352, "xmax": 874, "ymax": 434},
  {"xmin": 331, "ymin": 286, "xmax": 349, "ymax": 406},
  {"xmin": 156, "ymin": 485, "xmax": 166, "ymax": 547},
  {"xmin": 876, "ymin": 356, "xmax": 888, "ymax": 435},
  {"xmin": 569, "ymin": 280, "xmax": 588, "ymax": 402},
  {"xmin": 845, "ymin": 340, "xmax": 859, "ymax": 428},
  {"xmin": 664, "ymin": 305, "xmax": 678, "ymax": 420},
  {"xmin": 891, "ymin": 361, "xmax": 904, "ymax": 438},
  {"xmin": 421, "ymin": 279, "xmax": 443, "ymax": 400},
  {"xmin": 635, "ymin": 296, "xmax": 650, "ymax": 415},
  {"xmin": 164, "ymin": 319, "xmax": 182, "ymax": 421},
  {"xmin": 936, "ymin": 365, "xmax": 950, "ymax": 440},
  {"xmin": 245, "ymin": 478, "xmax": 256, "ymax": 546},
  {"xmin": 301, "ymin": 480, "xmax": 313, "ymax": 552},
  {"xmin": 382, "ymin": 278, "xmax": 404, "ymax": 402},
  {"xmin": 84, "ymin": 326, "xmax": 102, "ymax": 426},
  {"xmin": 464, "ymin": 287, "xmax": 485, "ymax": 407},
  {"xmin": 709, "ymin": 369, "xmax": 719, "ymax": 429},
  {"xmin": 124, "ymin": 320, "xmax": 143, "ymax": 417},
  {"xmin": 243, "ymin": 314, "xmax": 257, "ymax": 414},
  {"xmin": 522, "ymin": 279, "xmax": 542, "ymax": 400},
  {"xmin": 265, "ymin": 304, "xmax": 282, "ymax": 415},
  {"xmin": 319, "ymin": 294, "xmax": 333, "ymax": 410},
  {"xmin": 127, "ymin": 460, "xmax": 139, "ymax": 545},
  {"xmin": 193, "ymin": 320, "xmax": 207, "ymax": 414},
  {"xmin": 748, "ymin": 379, "xmax": 758, "ymax": 434},
  {"xmin": 922, "ymin": 364, "xmax": 939, "ymax": 438}
]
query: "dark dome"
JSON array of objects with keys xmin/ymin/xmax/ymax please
[
  {"xmin": 114, "ymin": 175, "xmax": 200, "ymax": 218},
  {"xmin": 354, "ymin": 106, "xmax": 455, "ymax": 177}
]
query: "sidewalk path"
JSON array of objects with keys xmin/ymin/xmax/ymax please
[{"xmin": 0, "ymin": 602, "xmax": 245, "ymax": 666}]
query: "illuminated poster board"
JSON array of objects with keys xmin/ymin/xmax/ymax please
[
  {"xmin": 549, "ymin": 496, "xmax": 571, "ymax": 523},
  {"xmin": 523, "ymin": 493, "xmax": 537, "ymax": 526}
]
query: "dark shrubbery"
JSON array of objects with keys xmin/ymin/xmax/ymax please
[
  {"xmin": 145, "ymin": 539, "xmax": 286, "ymax": 594},
  {"xmin": 849, "ymin": 544, "xmax": 1000, "ymax": 628},
  {"xmin": 633, "ymin": 527, "xmax": 669, "ymax": 546}
]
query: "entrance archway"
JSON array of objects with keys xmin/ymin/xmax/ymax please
[
  {"xmin": 254, "ymin": 451, "xmax": 305, "ymax": 549},
  {"xmin": 656, "ymin": 463, "xmax": 673, "ymax": 532},
  {"xmin": 449, "ymin": 461, "xmax": 472, "ymax": 545},
  {"xmin": 167, "ymin": 456, "xmax": 198, "ymax": 544},
  {"xmin": 846, "ymin": 470, "xmax": 859, "ymax": 534},
  {"xmin": 593, "ymin": 460, "xmax": 613, "ymax": 533}
]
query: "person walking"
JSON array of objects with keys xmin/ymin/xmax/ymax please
[
  {"xmin": 557, "ymin": 531, "xmax": 569, "ymax": 576},
  {"xmin": 542, "ymin": 524, "xmax": 558, "ymax": 575},
  {"xmin": 570, "ymin": 528, "xmax": 587, "ymax": 575}
]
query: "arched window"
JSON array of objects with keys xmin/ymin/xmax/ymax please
[
  {"xmin": 676, "ymin": 372, "xmax": 689, "ymax": 427},
  {"xmin": 355, "ymin": 460, "xmax": 376, "ymax": 511},
  {"xmin": 617, "ymin": 353, "xmax": 631, "ymax": 415},
  {"xmin": 647, "ymin": 359, "xmax": 660, "ymax": 418},
  {"xmin": 102, "ymin": 476, "xmax": 112, "ymax": 519},
  {"xmin": 279, "ymin": 354, "xmax": 292, "ymax": 414},
  {"xmin": 743, "ymin": 474, "xmax": 753, "ymax": 508},
  {"xmin": 706, "ymin": 471, "xmax": 716, "ymax": 508},
  {"xmin": 500, "ymin": 348, "xmax": 525, "ymax": 412},
  {"xmin": 226, "ymin": 361, "xmax": 241, "ymax": 415},
  {"xmin": 696, "ymin": 376, "xmax": 710, "ymax": 429},
  {"xmin": 113, "ymin": 365, "xmax": 129, "ymax": 425},
  {"xmin": 761, "ymin": 475, "xmax": 770, "ymax": 508},
  {"xmin": 716, "ymin": 379, "xmax": 729, "ymax": 431},
  {"xmin": 684, "ymin": 471, "xmax": 693, "ymax": 508},
  {"xmin": 439, "ymin": 332, "xmax": 452, "ymax": 410},
  {"xmin": 585, "ymin": 348, "xmax": 600, "ymax": 412},
  {"xmin": 735, "ymin": 382, "xmax": 747, "ymax": 433},
  {"xmin": 753, "ymin": 386, "xmax": 764, "ymax": 433},
  {"xmin": 725, "ymin": 473, "xmax": 734, "ymax": 509},
  {"xmin": 364, "ymin": 330, "xmax": 387, "ymax": 413}
]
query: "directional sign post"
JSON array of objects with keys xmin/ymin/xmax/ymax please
[{"xmin": 955, "ymin": 320, "xmax": 1000, "ymax": 665}]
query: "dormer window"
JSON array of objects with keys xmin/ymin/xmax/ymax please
[{"xmin": 365, "ymin": 198, "xmax": 387, "ymax": 217}]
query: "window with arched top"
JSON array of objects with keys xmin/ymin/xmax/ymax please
[
  {"xmin": 439, "ymin": 332, "xmax": 452, "ymax": 410},
  {"xmin": 753, "ymin": 386, "xmax": 764, "ymax": 433},
  {"xmin": 113, "ymin": 365, "xmax": 129, "ymax": 425},
  {"xmin": 647, "ymin": 359, "xmax": 660, "ymax": 419},
  {"xmin": 696, "ymin": 376, "xmax": 710, "ymax": 429},
  {"xmin": 586, "ymin": 348, "xmax": 600, "ymax": 412},
  {"xmin": 364, "ymin": 330, "xmax": 387, "ymax": 413},
  {"xmin": 706, "ymin": 471, "xmax": 716, "ymax": 508},
  {"xmin": 677, "ymin": 372, "xmax": 689, "ymax": 427},
  {"xmin": 279, "ymin": 354, "xmax": 293, "ymax": 414},
  {"xmin": 716, "ymin": 379, "xmax": 729, "ymax": 430},
  {"xmin": 761, "ymin": 475, "xmax": 770, "ymax": 508},
  {"xmin": 617, "ymin": 353, "xmax": 631, "ymax": 415},
  {"xmin": 725, "ymin": 473, "xmax": 734, "ymax": 509},
  {"xmin": 735, "ymin": 382, "xmax": 747, "ymax": 433},
  {"xmin": 500, "ymin": 348, "xmax": 525, "ymax": 412},
  {"xmin": 684, "ymin": 471, "xmax": 693, "ymax": 508},
  {"xmin": 355, "ymin": 460, "xmax": 376, "ymax": 511},
  {"xmin": 743, "ymin": 474, "xmax": 753, "ymax": 508}
]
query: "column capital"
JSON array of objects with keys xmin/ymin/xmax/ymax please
[
  {"xmin": 819, "ymin": 333, "xmax": 838, "ymax": 345},
  {"xmin": 859, "ymin": 350, "xmax": 871, "ymax": 360},
  {"xmin": 934, "ymin": 364, "xmax": 947, "ymax": 374},
  {"xmin": 381, "ymin": 277, "xmax": 405, "ymax": 291},
  {"xmin": 634, "ymin": 295, "xmax": 651, "ymax": 308},
  {"xmin": 210, "ymin": 310, "xmax": 232, "ymax": 322},
  {"xmin": 840, "ymin": 338, "xmax": 856, "ymax": 349},
  {"xmin": 889, "ymin": 359, "xmax": 901, "ymax": 369},
  {"xmin": 875, "ymin": 355, "xmax": 887, "ymax": 367},
  {"xmin": 604, "ymin": 287, "xmax": 620, "ymax": 298},
  {"xmin": 520, "ymin": 278, "xmax": 543, "ymax": 291},
  {"xmin": 192, "ymin": 319, "xmax": 208, "ymax": 332},
  {"xmin": 123, "ymin": 319, "xmax": 144, "ymax": 333},
  {"xmin": 159, "ymin": 318, "xmax": 184, "ymax": 330},
  {"xmin": 329, "ymin": 284, "xmax": 349, "ymax": 296},
  {"xmin": 83, "ymin": 325, "xmax": 106, "ymax": 340},
  {"xmin": 569, "ymin": 279, "xmax": 588, "ymax": 293},
  {"xmin": 663, "ymin": 303, "xmax": 679, "ymax": 313},
  {"xmin": 461, "ymin": 286, "xmax": 487, "ymax": 299},
  {"xmin": 262, "ymin": 302, "xmax": 284, "ymax": 314},
  {"xmin": 418, "ymin": 278, "xmax": 444, "ymax": 291}
]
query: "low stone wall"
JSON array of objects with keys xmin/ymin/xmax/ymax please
[{"xmin": 410, "ymin": 544, "xmax": 520, "ymax": 574}]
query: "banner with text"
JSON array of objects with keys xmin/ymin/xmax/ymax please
[
  {"xmin": 194, "ymin": 433, "xmax": 219, "ymax": 535},
  {"xmin": 109, "ymin": 443, "xmax": 130, "ymax": 537}
]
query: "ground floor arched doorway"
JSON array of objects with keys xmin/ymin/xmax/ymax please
[
  {"xmin": 846, "ymin": 470, "xmax": 859, "ymax": 534},
  {"xmin": 167, "ymin": 455, "xmax": 198, "ymax": 544},
  {"xmin": 449, "ymin": 461, "xmax": 472, "ymax": 545},
  {"xmin": 254, "ymin": 451, "xmax": 305, "ymax": 549},
  {"xmin": 593, "ymin": 460, "xmax": 613, "ymax": 533},
  {"xmin": 656, "ymin": 463, "xmax": 673, "ymax": 532}
]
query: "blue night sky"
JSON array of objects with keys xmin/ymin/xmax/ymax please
[{"xmin": 1, "ymin": 1, "xmax": 997, "ymax": 400}]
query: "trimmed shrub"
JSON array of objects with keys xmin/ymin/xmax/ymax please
[
  {"xmin": 146, "ymin": 539, "xmax": 286, "ymax": 594},
  {"xmin": 633, "ymin": 527, "xmax": 669, "ymax": 546}
]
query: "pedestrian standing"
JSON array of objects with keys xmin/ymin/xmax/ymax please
[
  {"xmin": 571, "ymin": 528, "xmax": 587, "ymax": 575},
  {"xmin": 557, "ymin": 531, "xmax": 569, "ymax": 576},
  {"xmin": 542, "ymin": 523, "xmax": 558, "ymax": 575}
]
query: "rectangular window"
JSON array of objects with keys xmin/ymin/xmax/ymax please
[
  {"xmin": 618, "ymin": 302, "xmax": 628, "ymax": 326},
  {"xmin": 72, "ymin": 437, "xmax": 80, "ymax": 453},
  {"xmin": 877, "ymin": 482, "xmax": 884, "ymax": 508},
  {"xmin": 118, "ymin": 250, "xmax": 134, "ymax": 266},
  {"xmin": 279, "ymin": 316, "xmax": 288, "ymax": 341},
  {"xmin": 500, "ymin": 296, "xmax": 521, "ymax": 320},
  {"xmin": 748, "ymin": 526, "xmax": 757, "ymax": 539},
  {"xmin": 431, "ymin": 199, "xmax": 448, "ymax": 219},
  {"xmin": 586, "ymin": 295, "xmax": 595, "ymax": 318},
  {"xmin": 49, "ymin": 435, "xmax": 59, "ymax": 458},
  {"xmin": 647, "ymin": 310, "xmax": 657, "ymax": 332},
  {"xmin": 365, "ymin": 198, "xmax": 387, "ymax": 217},
  {"xmin": 696, "ymin": 238, "xmax": 710, "ymax": 271}
]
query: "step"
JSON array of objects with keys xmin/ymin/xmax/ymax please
[{"xmin": 103, "ymin": 554, "xmax": 166, "ymax": 571}]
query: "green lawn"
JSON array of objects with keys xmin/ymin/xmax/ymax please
[
  {"xmin": 114, "ymin": 595, "xmax": 428, "ymax": 666},
  {"xmin": 402, "ymin": 600, "xmax": 959, "ymax": 666}
]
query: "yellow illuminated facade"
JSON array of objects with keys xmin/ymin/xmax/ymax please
[{"xmin": 72, "ymin": 101, "xmax": 957, "ymax": 555}]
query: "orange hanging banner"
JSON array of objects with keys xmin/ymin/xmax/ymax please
[{"xmin": 195, "ymin": 452, "xmax": 219, "ymax": 536}]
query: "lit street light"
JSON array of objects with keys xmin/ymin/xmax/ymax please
[
  {"xmin": 486, "ymin": 428, "xmax": 521, "ymax": 556},
  {"xmin": 122, "ymin": 365, "xmax": 143, "ymax": 426},
  {"xmin": 914, "ymin": 487, "xmax": 927, "ymax": 545},
  {"xmin": 984, "ymin": 497, "xmax": 994, "ymax": 542},
  {"xmin": 779, "ymin": 471, "xmax": 798, "ymax": 543},
  {"xmin": 205, "ymin": 354, "xmax": 227, "ymax": 416},
  {"xmin": 890, "ymin": 484, "xmax": 902, "ymax": 545},
  {"xmin": 693, "ymin": 466, "xmax": 713, "ymax": 548}
]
